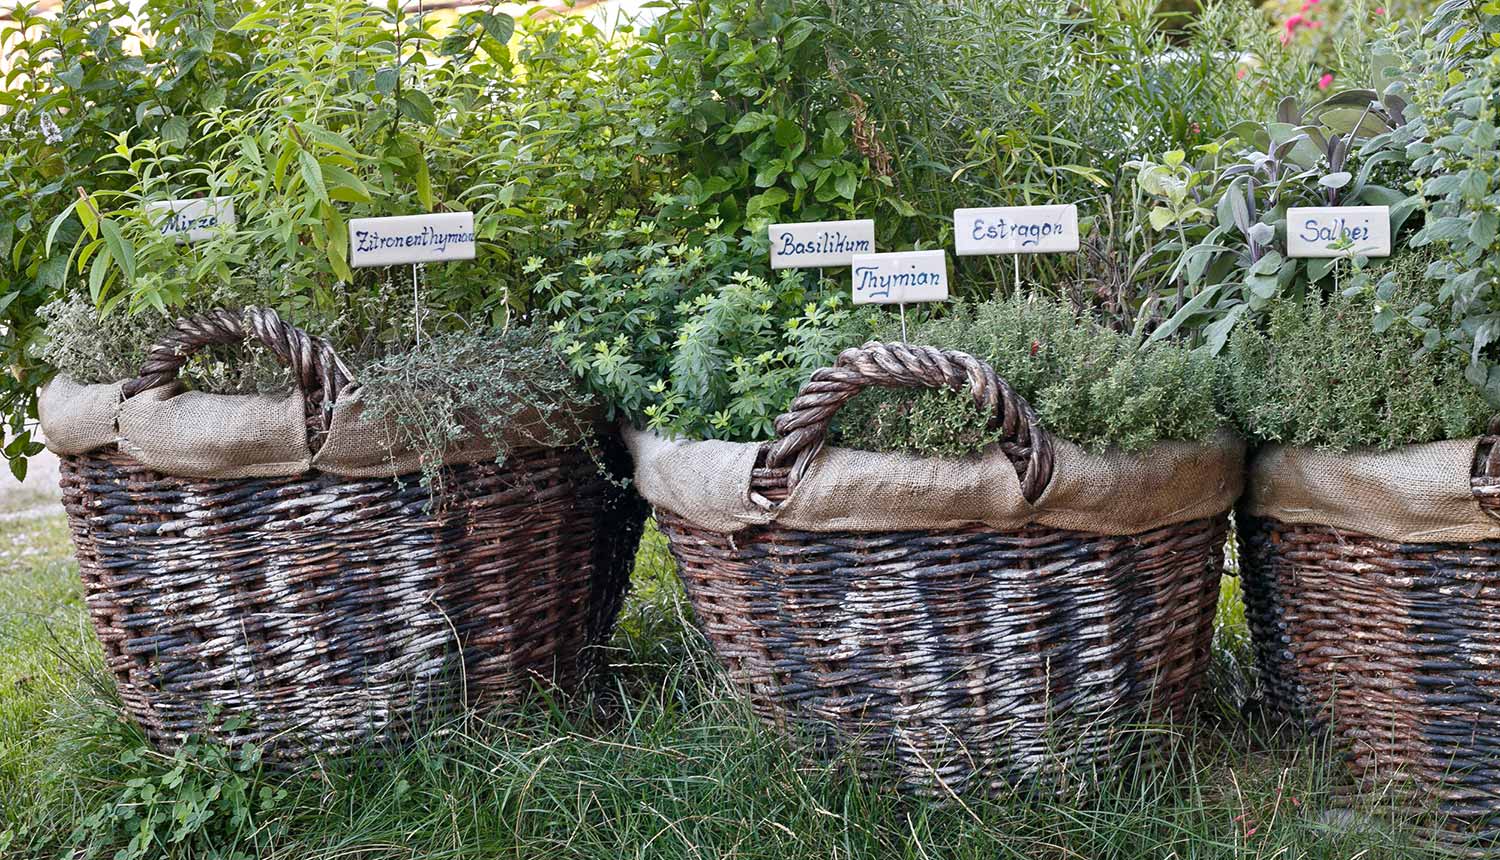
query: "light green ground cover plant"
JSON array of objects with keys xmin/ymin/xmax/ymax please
[
  {"xmin": 833, "ymin": 294, "xmax": 1225, "ymax": 457},
  {"xmin": 0, "ymin": 507, "xmax": 1460, "ymax": 859}
]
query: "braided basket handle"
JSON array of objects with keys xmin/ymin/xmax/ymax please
[
  {"xmin": 756, "ymin": 342, "xmax": 1056, "ymax": 504},
  {"xmin": 122, "ymin": 307, "xmax": 353, "ymax": 432}
]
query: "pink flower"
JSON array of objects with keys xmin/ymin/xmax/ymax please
[
  {"xmin": 1237, "ymin": 68, "xmax": 1248, "ymax": 79},
  {"xmin": 1318, "ymin": 72, "xmax": 1334, "ymax": 89},
  {"xmin": 1311, "ymin": 20, "xmax": 1323, "ymax": 27},
  {"xmin": 1374, "ymin": 5, "xmax": 1386, "ymax": 12},
  {"xmin": 1285, "ymin": 12, "xmax": 1305, "ymax": 29}
]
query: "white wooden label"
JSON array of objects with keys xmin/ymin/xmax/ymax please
[
  {"xmin": 145, "ymin": 196, "xmax": 236, "ymax": 243},
  {"xmin": 953, "ymin": 204, "xmax": 1079, "ymax": 256},
  {"xmin": 768, "ymin": 219, "xmax": 875, "ymax": 269},
  {"xmin": 851, "ymin": 250, "xmax": 948, "ymax": 305},
  {"xmin": 1286, "ymin": 206, "xmax": 1391, "ymax": 258},
  {"xmin": 348, "ymin": 212, "xmax": 476, "ymax": 267}
]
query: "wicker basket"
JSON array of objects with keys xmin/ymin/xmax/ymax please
[
  {"xmin": 651, "ymin": 343, "xmax": 1228, "ymax": 795},
  {"xmin": 56, "ymin": 309, "xmax": 644, "ymax": 762},
  {"xmin": 1241, "ymin": 432, "xmax": 1500, "ymax": 851}
]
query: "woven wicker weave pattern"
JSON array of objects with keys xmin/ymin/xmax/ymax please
[
  {"xmin": 1241, "ymin": 435, "xmax": 1500, "ymax": 850},
  {"xmin": 60, "ymin": 309, "xmax": 645, "ymax": 761},
  {"xmin": 659, "ymin": 513, "xmax": 1225, "ymax": 793},
  {"xmin": 655, "ymin": 343, "xmax": 1228, "ymax": 793}
]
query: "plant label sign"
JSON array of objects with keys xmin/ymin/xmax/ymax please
[
  {"xmin": 768, "ymin": 219, "xmax": 875, "ymax": 269},
  {"xmin": 1286, "ymin": 206, "xmax": 1391, "ymax": 258},
  {"xmin": 851, "ymin": 250, "xmax": 948, "ymax": 305},
  {"xmin": 348, "ymin": 212, "xmax": 476, "ymax": 268},
  {"xmin": 145, "ymin": 196, "xmax": 236, "ymax": 243},
  {"xmin": 953, "ymin": 204, "xmax": 1079, "ymax": 256}
]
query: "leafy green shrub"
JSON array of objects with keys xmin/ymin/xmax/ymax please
[
  {"xmin": 0, "ymin": 0, "xmax": 270, "ymax": 477},
  {"xmin": 1127, "ymin": 40, "xmax": 1418, "ymax": 353},
  {"xmin": 544, "ymin": 214, "xmax": 871, "ymax": 443},
  {"xmin": 1387, "ymin": 0, "xmax": 1500, "ymax": 403},
  {"xmin": 833, "ymin": 295, "xmax": 1225, "ymax": 456},
  {"xmin": 17, "ymin": 0, "xmax": 626, "ymax": 476},
  {"xmin": 1223, "ymin": 253, "xmax": 1490, "ymax": 449}
]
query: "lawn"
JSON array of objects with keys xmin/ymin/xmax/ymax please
[{"xmin": 0, "ymin": 513, "xmax": 1453, "ymax": 859}]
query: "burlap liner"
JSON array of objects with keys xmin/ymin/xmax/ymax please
[
  {"xmin": 38, "ymin": 375, "xmax": 575, "ymax": 480},
  {"xmin": 37, "ymin": 376, "xmax": 123, "ymax": 456},
  {"xmin": 627, "ymin": 426, "xmax": 1244, "ymax": 536},
  {"xmin": 1244, "ymin": 439, "xmax": 1500, "ymax": 543}
]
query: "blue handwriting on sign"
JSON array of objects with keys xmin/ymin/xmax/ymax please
[
  {"xmin": 1298, "ymin": 216, "xmax": 1372, "ymax": 244},
  {"xmin": 853, "ymin": 265, "xmax": 941, "ymax": 298},
  {"xmin": 159, "ymin": 212, "xmax": 220, "ymax": 235},
  {"xmin": 777, "ymin": 230, "xmax": 872, "ymax": 257},
  {"xmin": 353, "ymin": 225, "xmax": 476, "ymax": 255},
  {"xmin": 969, "ymin": 217, "xmax": 1067, "ymax": 248}
]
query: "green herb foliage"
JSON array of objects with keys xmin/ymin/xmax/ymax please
[
  {"xmin": 0, "ymin": 0, "xmax": 267, "ymax": 478},
  {"xmin": 544, "ymin": 214, "xmax": 869, "ymax": 443},
  {"xmin": 834, "ymin": 295, "xmax": 1224, "ymax": 456},
  {"xmin": 1127, "ymin": 37, "xmax": 1418, "ymax": 354},
  {"xmin": 357, "ymin": 325, "xmax": 597, "ymax": 489},
  {"xmin": 1394, "ymin": 1, "xmax": 1500, "ymax": 402},
  {"xmin": 1224, "ymin": 255, "xmax": 1490, "ymax": 450}
]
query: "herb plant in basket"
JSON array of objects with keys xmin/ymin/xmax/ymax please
[
  {"xmin": 1196, "ymin": 19, "xmax": 1500, "ymax": 847},
  {"xmin": 32, "ymin": 0, "xmax": 645, "ymax": 762},
  {"xmin": 620, "ymin": 285, "xmax": 1243, "ymax": 795}
]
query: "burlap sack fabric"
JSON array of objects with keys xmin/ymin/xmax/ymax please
[
  {"xmin": 1244, "ymin": 439, "xmax": 1500, "ymax": 543},
  {"xmin": 38, "ymin": 376, "xmax": 516, "ymax": 479},
  {"xmin": 627, "ymin": 425, "xmax": 1246, "ymax": 536}
]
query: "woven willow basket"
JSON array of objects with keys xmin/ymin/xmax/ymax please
[
  {"xmin": 653, "ymin": 343, "xmax": 1227, "ymax": 795},
  {"xmin": 1242, "ymin": 432, "xmax": 1500, "ymax": 852},
  {"xmin": 57, "ymin": 309, "xmax": 644, "ymax": 762}
]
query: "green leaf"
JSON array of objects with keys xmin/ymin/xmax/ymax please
[
  {"xmin": 834, "ymin": 170, "xmax": 858, "ymax": 200},
  {"xmin": 1250, "ymin": 250, "xmax": 1283, "ymax": 276},
  {"xmin": 374, "ymin": 67, "xmax": 398, "ymax": 95},
  {"xmin": 45, "ymin": 201, "xmax": 80, "ymax": 255},
  {"xmin": 299, "ymin": 151, "xmax": 329, "ymax": 204},
  {"xmin": 773, "ymin": 118, "xmax": 803, "ymax": 149},
  {"xmin": 478, "ymin": 12, "xmax": 514, "ymax": 44},
  {"xmin": 415, "ymin": 154, "xmax": 434, "ymax": 211},
  {"xmin": 1473, "ymin": 211, "xmax": 1499, "ymax": 248},
  {"xmin": 99, "ymin": 219, "xmax": 135, "ymax": 282},
  {"xmin": 9, "ymin": 456, "xmax": 26, "ymax": 483},
  {"xmin": 88, "ymin": 244, "xmax": 113, "ymax": 304},
  {"xmin": 1307, "ymin": 257, "xmax": 1337, "ymax": 281},
  {"xmin": 1201, "ymin": 305, "xmax": 1246, "ymax": 355},
  {"xmin": 397, "ymin": 91, "xmax": 436, "ymax": 125},
  {"xmin": 1147, "ymin": 283, "xmax": 1221, "ymax": 344},
  {"xmin": 161, "ymin": 116, "xmax": 189, "ymax": 150},
  {"xmin": 1148, "ymin": 207, "xmax": 1175, "ymax": 231},
  {"xmin": 322, "ymin": 163, "xmax": 372, "ymax": 204},
  {"xmin": 730, "ymin": 113, "xmax": 774, "ymax": 135}
]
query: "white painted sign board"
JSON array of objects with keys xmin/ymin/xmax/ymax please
[
  {"xmin": 953, "ymin": 204, "xmax": 1079, "ymax": 255},
  {"xmin": 348, "ymin": 212, "xmax": 476, "ymax": 267},
  {"xmin": 145, "ymin": 196, "xmax": 236, "ymax": 243},
  {"xmin": 1286, "ymin": 206, "xmax": 1391, "ymax": 258},
  {"xmin": 851, "ymin": 250, "xmax": 948, "ymax": 305},
  {"xmin": 768, "ymin": 219, "xmax": 875, "ymax": 269}
]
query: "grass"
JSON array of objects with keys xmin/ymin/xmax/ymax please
[{"xmin": 0, "ymin": 513, "xmax": 1460, "ymax": 859}]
